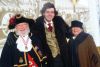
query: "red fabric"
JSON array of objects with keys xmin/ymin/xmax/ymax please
[
  {"xmin": 9, "ymin": 17, "xmax": 15, "ymax": 25},
  {"xmin": 48, "ymin": 23, "xmax": 53, "ymax": 32},
  {"xmin": 28, "ymin": 54, "xmax": 38, "ymax": 67}
]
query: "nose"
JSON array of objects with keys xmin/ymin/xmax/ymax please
[{"xmin": 19, "ymin": 25, "xmax": 25, "ymax": 30}]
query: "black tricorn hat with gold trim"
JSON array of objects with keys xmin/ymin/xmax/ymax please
[{"xmin": 8, "ymin": 14, "xmax": 34, "ymax": 30}]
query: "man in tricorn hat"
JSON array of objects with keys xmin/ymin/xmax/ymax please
[
  {"xmin": 68, "ymin": 20, "xmax": 100, "ymax": 67},
  {"xmin": 0, "ymin": 14, "xmax": 47, "ymax": 67}
]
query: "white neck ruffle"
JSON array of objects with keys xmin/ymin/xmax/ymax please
[{"xmin": 16, "ymin": 35, "xmax": 32, "ymax": 52}]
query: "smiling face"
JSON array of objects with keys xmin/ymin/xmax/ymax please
[
  {"xmin": 43, "ymin": 8, "xmax": 55, "ymax": 22},
  {"xmin": 15, "ymin": 22, "xmax": 30, "ymax": 36},
  {"xmin": 72, "ymin": 27, "xmax": 83, "ymax": 36}
]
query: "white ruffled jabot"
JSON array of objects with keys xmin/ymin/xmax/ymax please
[{"xmin": 16, "ymin": 35, "xmax": 32, "ymax": 52}]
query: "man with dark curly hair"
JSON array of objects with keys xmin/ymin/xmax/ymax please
[{"xmin": 34, "ymin": 2, "xmax": 70, "ymax": 67}]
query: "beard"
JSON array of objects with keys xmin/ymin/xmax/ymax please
[{"xmin": 15, "ymin": 27, "xmax": 30, "ymax": 36}]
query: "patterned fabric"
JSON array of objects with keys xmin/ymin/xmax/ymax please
[
  {"xmin": 28, "ymin": 53, "xmax": 38, "ymax": 67},
  {"xmin": 45, "ymin": 26, "xmax": 60, "ymax": 58}
]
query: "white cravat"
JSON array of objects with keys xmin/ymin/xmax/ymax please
[
  {"xmin": 44, "ymin": 20, "xmax": 53, "ymax": 28},
  {"xmin": 16, "ymin": 35, "xmax": 32, "ymax": 52}
]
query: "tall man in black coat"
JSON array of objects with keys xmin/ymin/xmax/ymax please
[{"xmin": 34, "ymin": 2, "xmax": 70, "ymax": 67}]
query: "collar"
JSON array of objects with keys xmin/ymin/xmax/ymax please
[
  {"xmin": 14, "ymin": 32, "xmax": 32, "ymax": 38},
  {"xmin": 44, "ymin": 19, "xmax": 53, "ymax": 28}
]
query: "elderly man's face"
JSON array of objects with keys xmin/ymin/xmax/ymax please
[
  {"xmin": 15, "ymin": 22, "xmax": 30, "ymax": 36},
  {"xmin": 72, "ymin": 27, "xmax": 83, "ymax": 36},
  {"xmin": 43, "ymin": 8, "xmax": 55, "ymax": 22}
]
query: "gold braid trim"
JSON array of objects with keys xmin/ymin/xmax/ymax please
[
  {"xmin": 15, "ymin": 14, "xmax": 22, "ymax": 19},
  {"xmin": 14, "ymin": 52, "xmax": 28, "ymax": 67},
  {"xmin": 14, "ymin": 33, "xmax": 18, "ymax": 38},
  {"xmin": 32, "ymin": 46, "xmax": 42, "ymax": 62}
]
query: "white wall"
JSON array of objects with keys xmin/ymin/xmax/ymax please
[{"xmin": 86, "ymin": 0, "xmax": 100, "ymax": 46}]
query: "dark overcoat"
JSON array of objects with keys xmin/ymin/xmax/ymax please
[{"xmin": 34, "ymin": 16, "xmax": 69, "ymax": 67}]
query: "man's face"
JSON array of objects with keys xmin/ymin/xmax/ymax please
[
  {"xmin": 72, "ymin": 27, "xmax": 82, "ymax": 36},
  {"xmin": 15, "ymin": 22, "xmax": 30, "ymax": 36},
  {"xmin": 43, "ymin": 8, "xmax": 55, "ymax": 22}
]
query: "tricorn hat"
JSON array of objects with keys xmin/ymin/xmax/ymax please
[{"xmin": 8, "ymin": 14, "xmax": 34, "ymax": 30}]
